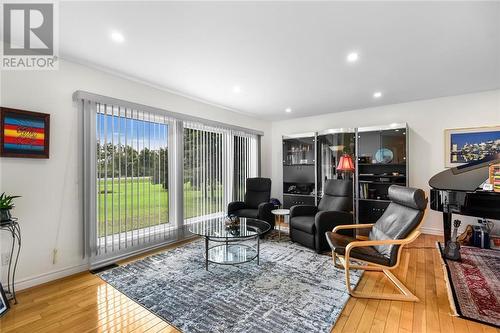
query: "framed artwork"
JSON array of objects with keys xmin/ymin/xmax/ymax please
[
  {"xmin": 0, "ymin": 107, "xmax": 50, "ymax": 158},
  {"xmin": 0, "ymin": 283, "xmax": 9, "ymax": 318},
  {"xmin": 444, "ymin": 126, "xmax": 500, "ymax": 168}
]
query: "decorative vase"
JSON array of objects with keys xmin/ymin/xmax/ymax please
[{"xmin": 0, "ymin": 209, "xmax": 12, "ymax": 222}]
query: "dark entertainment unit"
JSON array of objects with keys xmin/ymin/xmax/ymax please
[
  {"xmin": 282, "ymin": 134, "xmax": 316, "ymax": 208},
  {"xmin": 356, "ymin": 124, "xmax": 408, "ymax": 227},
  {"xmin": 281, "ymin": 124, "xmax": 409, "ymax": 225}
]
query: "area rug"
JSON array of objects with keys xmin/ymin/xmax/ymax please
[
  {"xmin": 438, "ymin": 243, "xmax": 500, "ymax": 328},
  {"xmin": 99, "ymin": 236, "xmax": 361, "ymax": 333}
]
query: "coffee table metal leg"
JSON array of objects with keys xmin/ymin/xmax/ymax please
[
  {"xmin": 257, "ymin": 236, "xmax": 260, "ymax": 265},
  {"xmin": 205, "ymin": 237, "xmax": 209, "ymax": 271}
]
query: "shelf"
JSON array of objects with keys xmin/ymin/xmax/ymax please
[
  {"xmin": 358, "ymin": 174, "xmax": 406, "ymax": 178},
  {"xmin": 357, "ymin": 198, "xmax": 391, "ymax": 203},
  {"xmin": 283, "ymin": 163, "xmax": 315, "ymax": 166},
  {"xmin": 359, "ymin": 181, "xmax": 406, "ymax": 185},
  {"xmin": 283, "ymin": 193, "xmax": 315, "ymax": 197},
  {"xmin": 358, "ymin": 163, "xmax": 406, "ymax": 166}
]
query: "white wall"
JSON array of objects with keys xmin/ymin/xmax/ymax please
[
  {"xmin": 271, "ymin": 90, "xmax": 500, "ymax": 235},
  {"xmin": 0, "ymin": 59, "xmax": 272, "ymax": 289}
]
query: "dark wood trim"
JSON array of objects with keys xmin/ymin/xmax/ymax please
[{"xmin": 0, "ymin": 107, "xmax": 50, "ymax": 158}]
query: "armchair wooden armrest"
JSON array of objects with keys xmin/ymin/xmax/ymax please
[
  {"xmin": 332, "ymin": 223, "xmax": 374, "ymax": 233},
  {"xmin": 345, "ymin": 231, "xmax": 420, "ymax": 258}
]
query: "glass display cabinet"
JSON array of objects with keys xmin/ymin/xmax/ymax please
[
  {"xmin": 356, "ymin": 124, "xmax": 408, "ymax": 225},
  {"xmin": 316, "ymin": 129, "xmax": 356, "ymax": 198},
  {"xmin": 282, "ymin": 134, "xmax": 316, "ymax": 208}
]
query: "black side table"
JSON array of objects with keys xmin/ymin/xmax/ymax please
[{"xmin": 0, "ymin": 218, "xmax": 21, "ymax": 304}]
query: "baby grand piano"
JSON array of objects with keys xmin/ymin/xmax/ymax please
[{"xmin": 429, "ymin": 153, "xmax": 500, "ymax": 243}]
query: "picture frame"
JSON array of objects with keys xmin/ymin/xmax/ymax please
[
  {"xmin": 444, "ymin": 126, "xmax": 500, "ymax": 168},
  {"xmin": 0, "ymin": 107, "xmax": 50, "ymax": 158},
  {"xmin": 0, "ymin": 283, "xmax": 9, "ymax": 318}
]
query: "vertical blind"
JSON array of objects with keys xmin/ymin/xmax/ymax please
[
  {"xmin": 76, "ymin": 91, "xmax": 262, "ymax": 267},
  {"xmin": 183, "ymin": 123, "xmax": 259, "ymax": 223},
  {"xmin": 95, "ymin": 103, "xmax": 175, "ymax": 257},
  {"xmin": 233, "ymin": 132, "xmax": 259, "ymax": 201}
]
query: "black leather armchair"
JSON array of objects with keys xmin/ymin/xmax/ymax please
[
  {"xmin": 326, "ymin": 185, "xmax": 427, "ymax": 302},
  {"xmin": 289, "ymin": 179, "xmax": 353, "ymax": 252},
  {"xmin": 227, "ymin": 178, "xmax": 275, "ymax": 229}
]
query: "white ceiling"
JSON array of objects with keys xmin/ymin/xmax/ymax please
[{"xmin": 60, "ymin": 1, "xmax": 500, "ymax": 120}]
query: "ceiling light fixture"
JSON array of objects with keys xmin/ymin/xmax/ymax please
[
  {"xmin": 373, "ymin": 91, "xmax": 382, "ymax": 98},
  {"xmin": 346, "ymin": 52, "xmax": 359, "ymax": 63},
  {"xmin": 110, "ymin": 31, "xmax": 125, "ymax": 43},
  {"xmin": 285, "ymin": 107, "xmax": 292, "ymax": 113},
  {"xmin": 232, "ymin": 86, "xmax": 241, "ymax": 94}
]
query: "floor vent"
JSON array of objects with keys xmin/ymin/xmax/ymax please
[{"xmin": 90, "ymin": 263, "xmax": 118, "ymax": 274}]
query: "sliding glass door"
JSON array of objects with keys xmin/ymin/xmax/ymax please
[
  {"xmin": 183, "ymin": 124, "xmax": 224, "ymax": 222},
  {"xmin": 95, "ymin": 104, "xmax": 174, "ymax": 257},
  {"xmin": 77, "ymin": 91, "xmax": 261, "ymax": 267}
]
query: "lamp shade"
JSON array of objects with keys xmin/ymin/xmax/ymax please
[{"xmin": 337, "ymin": 154, "xmax": 355, "ymax": 171}]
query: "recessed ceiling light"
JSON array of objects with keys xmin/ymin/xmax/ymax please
[
  {"xmin": 285, "ymin": 107, "xmax": 292, "ymax": 113},
  {"xmin": 232, "ymin": 85, "xmax": 241, "ymax": 94},
  {"xmin": 346, "ymin": 52, "xmax": 359, "ymax": 63},
  {"xmin": 373, "ymin": 91, "xmax": 382, "ymax": 98},
  {"xmin": 110, "ymin": 31, "xmax": 125, "ymax": 43}
]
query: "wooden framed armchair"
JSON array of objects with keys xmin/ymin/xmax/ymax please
[{"xmin": 326, "ymin": 185, "xmax": 427, "ymax": 302}]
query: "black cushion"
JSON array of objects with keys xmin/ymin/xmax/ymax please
[
  {"xmin": 325, "ymin": 231, "xmax": 391, "ymax": 266},
  {"xmin": 318, "ymin": 180, "xmax": 352, "ymax": 212},
  {"xmin": 368, "ymin": 185, "xmax": 427, "ymax": 266},
  {"xmin": 290, "ymin": 215, "xmax": 315, "ymax": 234},
  {"xmin": 232, "ymin": 209, "xmax": 259, "ymax": 219},
  {"xmin": 244, "ymin": 178, "xmax": 271, "ymax": 209}
]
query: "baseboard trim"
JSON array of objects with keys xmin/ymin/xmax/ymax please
[
  {"xmin": 9, "ymin": 263, "xmax": 89, "ymax": 291},
  {"xmin": 420, "ymin": 226, "xmax": 443, "ymax": 236}
]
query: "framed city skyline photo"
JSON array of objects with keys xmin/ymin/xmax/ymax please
[
  {"xmin": 0, "ymin": 107, "xmax": 50, "ymax": 158},
  {"xmin": 444, "ymin": 126, "xmax": 500, "ymax": 168}
]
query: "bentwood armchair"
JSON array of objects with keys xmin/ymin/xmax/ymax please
[{"xmin": 326, "ymin": 185, "xmax": 427, "ymax": 302}]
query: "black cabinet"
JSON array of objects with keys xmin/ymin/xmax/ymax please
[
  {"xmin": 356, "ymin": 125, "xmax": 408, "ymax": 226},
  {"xmin": 283, "ymin": 135, "xmax": 316, "ymax": 205},
  {"xmin": 281, "ymin": 124, "xmax": 409, "ymax": 221},
  {"xmin": 283, "ymin": 194, "xmax": 316, "ymax": 209},
  {"xmin": 316, "ymin": 130, "xmax": 356, "ymax": 197}
]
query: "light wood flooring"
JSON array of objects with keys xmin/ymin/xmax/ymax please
[{"xmin": 0, "ymin": 234, "xmax": 498, "ymax": 333}]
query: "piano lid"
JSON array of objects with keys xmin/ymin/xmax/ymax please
[{"xmin": 429, "ymin": 153, "xmax": 500, "ymax": 192}]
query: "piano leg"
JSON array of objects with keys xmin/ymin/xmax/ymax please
[{"xmin": 443, "ymin": 211, "xmax": 452, "ymax": 244}]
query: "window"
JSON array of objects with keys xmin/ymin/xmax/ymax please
[
  {"xmin": 183, "ymin": 125, "xmax": 224, "ymax": 222},
  {"xmin": 95, "ymin": 105, "xmax": 172, "ymax": 255},
  {"xmin": 76, "ymin": 91, "xmax": 262, "ymax": 267}
]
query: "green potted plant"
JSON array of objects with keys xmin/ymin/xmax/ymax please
[{"xmin": 0, "ymin": 193, "xmax": 20, "ymax": 222}]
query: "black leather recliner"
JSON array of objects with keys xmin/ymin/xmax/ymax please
[
  {"xmin": 227, "ymin": 178, "xmax": 275, "ymax": 229},
  {"xmin": 289, "ymin": 179, "xmax": 353, "ymax": 253}
]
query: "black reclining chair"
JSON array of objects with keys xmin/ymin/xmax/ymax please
[
  {"xmin": 289, "ymin": 179, "xmax": 353, "ymax": 253},
  {"xmin": 326, "ymin": 185, "xmax": 427, "ymax": 302},
  {"xmin": 227, "ymin": 178, "xmax": 275, "ymax": 229}
]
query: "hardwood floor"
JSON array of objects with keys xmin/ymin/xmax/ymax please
[{"xmin": 0, "ymin": 234, "xmax": 498, "ymax": 333}]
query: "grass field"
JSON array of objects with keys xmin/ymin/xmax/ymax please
[{"xmin": 97, "ymin": 178, "xmax": 222, "ymax": 236}]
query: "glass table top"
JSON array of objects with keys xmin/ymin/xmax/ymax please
[{"xmin": 188, "ymin": 217, "xmax": 271, "ymax": 239}]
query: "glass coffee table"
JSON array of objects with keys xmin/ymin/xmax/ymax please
[{"xmin": 188, "ymin": 217, "xmax": 271, "ymax": 270}]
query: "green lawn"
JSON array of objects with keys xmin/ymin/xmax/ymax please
[{"xmin": 98, "ymin": 178, "xmax": 222, "ymax": 236}]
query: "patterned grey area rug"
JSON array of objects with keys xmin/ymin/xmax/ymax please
[{"xmin": 99, "ymin": 236, "xmax": 362, "ymax": 333}]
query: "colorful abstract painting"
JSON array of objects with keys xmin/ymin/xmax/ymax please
[{"xmin": 0, "ymin": 107, "xmax": 50, "ymax": 158}]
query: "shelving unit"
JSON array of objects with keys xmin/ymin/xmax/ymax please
[
  {"xmin": 281, "ymin": 123, "xmax": 409, "ymax": 221},
  {"xmin": 282, "ymin": 133, "xmax": 316, "ymax": 208},
  {"xmin": 355, "ymin": 123, "xmax": 409, "ymax": 227}
]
